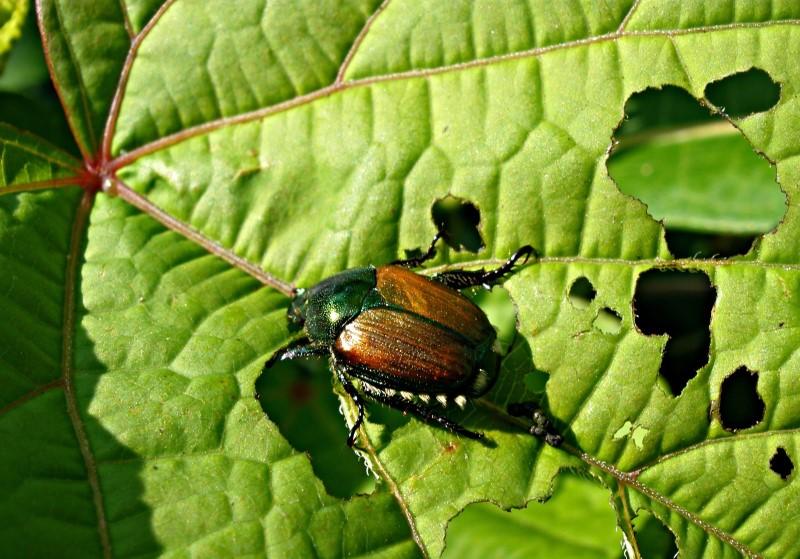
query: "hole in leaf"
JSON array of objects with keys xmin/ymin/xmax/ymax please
[
  {"xmin": 633, "ymin": 511, "xmax": 679, "ymax": 559},
  {"xmin": 718, "ymin": 366, "xmax": 765, "ymax": 431},
  {"xmin": 256, "ymin": 358, "xmax": 375, "ymax": 498},
  {"xmin": 466, "ymin": 286, "xmax": 517, "ymax": 354},
  {"xmin": 568, "ymin": 276, "xmax": 596, "ymax": 309},
  {"xmin": 431, "ymin": 195, "xmax": 484, "ymax": 252},
  {"xmin": 608, "ymin": 78, "xmax": 785, "ymax": 258},
  {"xmin": 443, "ymin": 474, "xmax": 621, "ymax": 559},
  {"xmin": 613, "ymin": 420, "xmax": 649, "ymax": 450},
  {"xmin": 663, "ymin": 230, "xmax": 760, "ymax": 259},
  {"xmin": 705, "ymin": 68, "xmax": 780, "ymax": 118},
  {"xmin": 593, "ymin": 307, "xmax": 622, "ymax": 335},
  {"xmin": 770, "ymin": 447, "xmax": 794, "ymax": 480},
  {"xmin": 633, "ymin": 269, "xmax": 716, "ymax": 396}
]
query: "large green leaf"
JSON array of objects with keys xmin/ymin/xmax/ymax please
[{"xmin": 3, "ymin": 1, "xmax": 800, "ymax": 558}]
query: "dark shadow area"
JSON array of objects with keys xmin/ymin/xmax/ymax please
[
  {"xmin": 633, "ymin": 269, "xmax": 716, "ymax": 396},
  {"xmin": 718, "ymin": 366, "xmax": 765, "ymax": 431},
  {"xmin": 568, "ymin": 276, "xmax": 596, "ymax": 309},
  {"xmin": 0, "ymin": 189, "xmax": 161, "ymax": 558},
  {"xmin": 770, "ymin": 447, "xmax": 793, "ymax": 480},
  {"xmin": 486, "ymin": 334, "xmax": 571, "ymax": 446},
  {"xmin": 664, "ymin": 230, "xmax": 759, "ymax": 259},
  {"xmin": 431, "ymin": 195, "xmax": 484, "ymax": 252},
  {"xmin": 614, "ymin": 85, "xmax": 715, "ymax": 136},
  {"xmin": 704, "ymin": 68, "xmax": 780, "ymax": 118},
  {"xmin": 256, "ymin": 359, "xmax": 375, "ymax": 497},
  {"xmin": 608, "ymin": 77, "xmax": 784, "ymax": 259}
]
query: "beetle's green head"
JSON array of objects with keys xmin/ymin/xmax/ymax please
[{"xmin": 289, "ymin": 268, "xmax": 377, "ymax": 343}]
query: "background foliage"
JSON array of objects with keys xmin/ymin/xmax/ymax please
[{"xmin": 1, "ymin": 1, "xmax": 799, "ymax": 558}]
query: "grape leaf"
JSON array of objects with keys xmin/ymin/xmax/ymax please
[{"xmin": 3, "ymin": 1, "xmax": 800, "ymax": 558}]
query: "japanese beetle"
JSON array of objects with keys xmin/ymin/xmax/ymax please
[{"xmin": 264, "ymin": 235, "xmax": 534, "ymax": 446}]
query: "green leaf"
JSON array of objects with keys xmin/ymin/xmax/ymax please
[
  {"xmin": 36, "ymin": 0, "xmax": 131, "ymax": 157},
  {"xmin": 111, "ymin": 0, "xmax": 383, "ymax": 153},
  {"xmin": 0, "ymin": 123, "xmax": 82, "ymax": 191},
  {"xmin": 4, "ymin": 2, "xmax": 800, "ymax": 558}
]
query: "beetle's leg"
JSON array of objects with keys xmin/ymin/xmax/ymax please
[
  {"xmin": 391, "ymin": 232, "xmax": 442, "ymax": 268},
  {"xmin": 508, "ymin": 401, "xmax": 563, "ymax": 447},
  {"xmin": 336, "ymin": 368, "xmax": 366, "ymax": 447},
  {"xmin": 263, "ymin": 338, "xmax": 328, "ymax": 370},
  {"xmin": 361, "ymin": 384, "xmax": 484, "ymax": 441},
  {"xmin": 433, "ymin": 245, "xmax": 536, "ymax": 289}
]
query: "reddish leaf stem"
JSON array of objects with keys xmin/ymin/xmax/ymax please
[
  {"xmin": 61, "ymin": 189, "xmax": 112, "ymax": 559},
  {"xmin": 113, "ymin": 179, "xmax": 296, "ymax": 297},
  {"xmin": 35, "ymin": 0, "xmax": 95, "ymax": 162},
  {"xmin": 0, "ymin": 379, "xmax": 63, "ymax": 416},
  {"xmin": 0, "ymin": 176, "xmax": 83, "ymax": 196},
  {"xmin": 101, "ymin": 0, "xmax": 180, "ymax": 162}
]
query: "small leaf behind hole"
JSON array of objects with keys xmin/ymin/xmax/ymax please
[{"xmin": 593, "ymin": 307, "xmax": 622, "ymax": 335}]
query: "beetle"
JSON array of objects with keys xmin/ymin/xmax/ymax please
[{"xmin": 264, "ymin": 234, "xmax": 534, "ymax": 446}]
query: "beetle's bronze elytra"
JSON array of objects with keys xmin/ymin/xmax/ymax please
[{"xmin": 264, "ymin": 235, "xmax": 533, "ymax": 446}]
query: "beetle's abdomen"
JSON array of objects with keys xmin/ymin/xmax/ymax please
[
  {"xmin": 375, "ymin": 265, "xmax": 494, "ymax": 345},
  {"xmin": 334, "ymin": 308, "xmax": 475, "ymax": 391}
]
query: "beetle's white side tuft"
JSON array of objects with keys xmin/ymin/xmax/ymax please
[{"xmin": 471, "ymin": 369, "xmax": 491, "ymax": 395}]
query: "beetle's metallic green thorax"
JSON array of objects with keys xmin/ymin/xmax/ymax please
[{"xmin": 291, "ymin": 267, "xmax": 380, "ymax": 343}]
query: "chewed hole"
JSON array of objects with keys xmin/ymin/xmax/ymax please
[
  {"xmin": 633, "ymin": 511, "xmax": 678, "ymax": 558},
  {"xmin": 663, "ymin": 230, "xmax": 760, "ymax": 259},
  {"xmin": 608, "ymin": 77, "xmax": 785, "ymax": 259},
  {"xmin": 705, "ymin": 68, "xmax": 780, "ymax": 118},
  {"xmin": 467, "ymin": 286, "xmax": 517, "ymax": 354},
  {"xmin": 256, "ymin": 358, "xmax": 375, "ymax": 497},
  {"xmin": 634, "ymin": 269, "xmax": 716, "ymax": 396},
  {"xmin": 718, "ymin": 366, "xmax": 765, "ymax": 431},
  {"xmin": 568, "ymin": 276, "xmax": 596, "ymax": 309},
  {"xmin": 431, "ymin": 195, "xmax": 484, "ymax": 252},
  {"xmin": 770, "ymin": 447, "xmax": 794, "ymax": 480},
  {"xmin": 444, "ymin": 474, "xmax": 620, "ymax": 558},
  {"xmin": 593, "ymin": 307, "xmax": 622, "ymax": 335}
]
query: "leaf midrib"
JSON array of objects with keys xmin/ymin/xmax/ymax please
[{"xmin": 61, "ymin": 190, "xmax": 112, "ymax": 559}]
